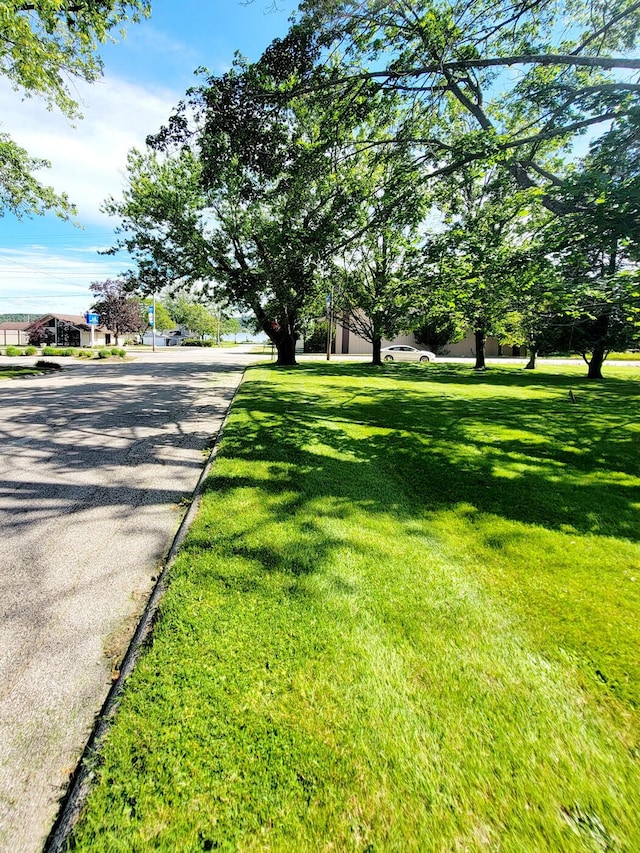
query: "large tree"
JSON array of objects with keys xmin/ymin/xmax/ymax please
[
  {"xmin": 0, "ymin": 0, "xmax": 150, "ymax": 218},
  {"xmin": 545, "ymin": 114, "xmax": 640, "ymax": 376},
  {"xmin": 426, "ymin": 165, "xmax": 544, "ymax": 369},
  {"xmin": 106, "ymin": 59, "xmax": 379, "ymax": 365},
  {"xmin": 334, "ymin": 225, "xmax": 426, "ymax": 365},
  {"xmin": 329, "ymin": 123, "xmax": 431, "ymax": 364},
  {"xmin": 164, "ymin": 294, "xmax": 219, "ymax": 339},
  {"xmin": 494, "ymin": 242, "xmax": 568, "ymax": 370},
  {"xmin": 223, "ymin": 2, "xmax": 640, "ymax": 374}
]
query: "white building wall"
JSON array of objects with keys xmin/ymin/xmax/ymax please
[
  {"xmin": 336, "ymin": 321, "xmax": 523, "ymax": 357},
  {"xmin": 0, "ymin": 329, "xmax": 29, "ymax": 345}
]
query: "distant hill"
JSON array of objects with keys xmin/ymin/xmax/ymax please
[{"xmin": 0, "ymin": 313, "xmax": 38, "ymax": 323}]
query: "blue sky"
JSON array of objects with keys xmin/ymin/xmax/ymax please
[{"xmin": 0, "ymin": 1, "xmax": 297, "ymax": 316}]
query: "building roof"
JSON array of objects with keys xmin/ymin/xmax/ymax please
[
  {"xmin": 27, "ymin": 313, "xmax": 110, "ymax": 332},
  {"xmin": 0, "ymin": 322, "xmax": 30, "ymax": 331},
  {"xmin": 28, "ymin": 313, "xmax": 89, "ymax": 330}
]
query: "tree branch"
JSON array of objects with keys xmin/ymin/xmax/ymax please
[
  {"xmin": 315, "ymin": 54, "xmax": 640, "ymax": 92},
  {"xmin": 570, "ymin": 0, "xmax": 640, "ymax": 55}
]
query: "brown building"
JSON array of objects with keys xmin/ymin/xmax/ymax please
[{"xmin": 26, "ymin": 314, "xmax": 114, "ymax": 347}]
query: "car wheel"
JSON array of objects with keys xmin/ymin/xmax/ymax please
[
  {"xmin": 384, "ymin": 355, "xmax": 394, "ymax": 361},
  {"xmin": 419, "ymin": 355, "xmax": 430, "ymax": 362}
]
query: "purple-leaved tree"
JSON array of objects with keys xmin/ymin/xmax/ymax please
[{"xmin": 90, "ymin": 279, "xmax": 145, "ymax": 345}]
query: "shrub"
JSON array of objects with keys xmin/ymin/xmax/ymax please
[
  {"xmin": 182, "ymin": 339, "xmax": 215, "ymax": 347},
  {"xmin": 77, "ymin": 349, "xmax": 94, "ymax": 358},
  {"xmin": 303, "ymin": 320, "xmax": 330, "ymax": 353},
  {"xmin": 5, "ymin": 346, "xmax": 23, "ymax": 357},
  {"xmin": 35, "ymin": 360, "xmax": 62, "ymax": 371},
  {"xmin": 24, "ymin": 346, "xmax": 38, "ymax": 356},
  {"xmin": 110, "ymin": 347, "xmax": 126, "ymax": 357},
  {"xmin": 63, "ymin": 347, "xmax": 77, "ymax": 357},
  {"xmin": 97, "ymin": 348, "xmax": 110, "ymax": 359}
]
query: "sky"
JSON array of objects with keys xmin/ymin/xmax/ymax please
[{"xmin": 0, "ymin": 0, "xmax": 298, "ymax": 317}]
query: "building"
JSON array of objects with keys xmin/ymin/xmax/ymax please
[
  {"xmin": 26, "ymin": 314, "xmax": 115, "ymax": 347},
  {"xmin": 0, "ymin": 322, "xmax": 30, "ymax": 346},
  {"xmin": 334, "ymin": 321, "xmax": 526, "ymax": 357},
  {"xmin": 140, "ymin": 328, "xmax": 191, "ymax": 347}
]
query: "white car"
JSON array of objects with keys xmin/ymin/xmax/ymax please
[{"xmin": 381, "ymin": 345, "xmax": 436, "ymax": 362}]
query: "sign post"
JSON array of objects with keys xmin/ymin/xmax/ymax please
[
  {"xmin": 148, "ymin": 296, "xmax": 156, "ymax": 352},
  {"xmin": 86, "ymin": 312, "xmax": 99, "ymax": 347}
]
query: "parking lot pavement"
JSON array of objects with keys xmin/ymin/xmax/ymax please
[{"xmin": 0, "ymin": 348, "xmax": 255, "ymax": 853}]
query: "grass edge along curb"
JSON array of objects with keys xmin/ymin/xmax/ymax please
[{"xmin": 42, "ymin": 373, "xmax": 245, "ymax": 853}]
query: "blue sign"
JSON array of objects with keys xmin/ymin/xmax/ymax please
[{"xmin": 86, "ymin": 312, "xmax": 99, "ymax": 325}]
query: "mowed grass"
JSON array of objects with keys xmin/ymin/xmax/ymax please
[
  {"xmin": 0, "ymin": 366, "xmax": 42, "ymax": 379},
  {"xmin": 70, "ymin": 362, "xmax": 640, "ymax": 852}
]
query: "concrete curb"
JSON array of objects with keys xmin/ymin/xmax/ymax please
[{"xmin": 43, "ymin": 376, "xmax": 243, "ymax": 853}]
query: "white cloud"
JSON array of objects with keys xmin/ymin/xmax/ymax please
[
  {"xmin": 0, "ymin": 73, "xmax": 181, "ymax": 225},
  {"xmin": 0, "ymin": 246, "xmax": 129, "ymax": 314}
]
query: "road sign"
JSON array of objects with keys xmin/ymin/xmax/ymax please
[{"xmin": 86, "ymin": 313, "xmax": 99, "ymax": 325}]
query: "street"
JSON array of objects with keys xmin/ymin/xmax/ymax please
[{"xmin": 0, "ymin": 348, "xmax": 256, "ymax": 852}]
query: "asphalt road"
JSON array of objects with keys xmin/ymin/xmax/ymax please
[{"xmin": 0, "ymin": 348, "xmax": 257, "ymax": 853}]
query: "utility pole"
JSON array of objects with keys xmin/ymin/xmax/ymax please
[{"xmin": 325, "ymin": 288, "xmax": 333, "ymax": 361}]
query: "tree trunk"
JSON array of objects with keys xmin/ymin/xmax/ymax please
[
  {"xmin": 275, "ymin": 331, "xmax": 297, "ymax": 366},
  {"xmin": 587, "ymin": 343, "xmax": 606, "ymax": 379},
  {"xmin": 524, "ymin": 349, "xmax": 537, "ymax": 369},
  {"xmin": 253, "ymin": 303, "xmax": 298, "ymax": 366},
  {"xmin": 587, "ymin": 242, "xmax": 616, "ymax": 379},
  {"xmin": 474, "ymin": 327, "xmax": 486, "ymax": 370},
  {"xmin": 586, "ymin": 308, "xmax": 611, "ymax": 379},
  {"xmin": 372, "ymin": 336, "xmax": 382, "ymax": 365}
]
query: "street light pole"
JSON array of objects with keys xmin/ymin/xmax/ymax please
[{"xmin": 152, "ymin": 291, "xmax": 156, "ymax": 352}]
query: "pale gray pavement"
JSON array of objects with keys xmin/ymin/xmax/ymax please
[{"xmin": 0, "ymin": 348, "xmax": 259, "ymax": 853}]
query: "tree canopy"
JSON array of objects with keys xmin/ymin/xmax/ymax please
[
  {"xmin": 107, "ymin": 56, "xmax": 390, "ymax": 364},
  {"xmin": 0, "ymin": 0, "xmax": 150, "ymax": 218},
  {"xmin": 90, "ymin": 278, "xmax": 145, "ymax": 343},
  {"xmin": 288, "ymin": 0, "xmax": 640, "ymax": 208}
]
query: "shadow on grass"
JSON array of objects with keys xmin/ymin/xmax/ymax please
[
  {"xmin": 196, "ymin": 363, "xmax": 639, "ymax": 543},
  {"xmin": 178, "ymin": 362, "xmax": 640, "ymax": 712}
]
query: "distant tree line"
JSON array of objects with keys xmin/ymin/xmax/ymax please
[{"xmin": 0, "ymin": 314, "xmax": 34, "ymax": 323}]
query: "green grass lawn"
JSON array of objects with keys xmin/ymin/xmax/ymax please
[
  {"xmin": 70, "ymin": 362, "xmax": 640, "ymax": 852},
  {"xmin": 0, "ymin": 366, "xmax": 43, "ymax": 379}
]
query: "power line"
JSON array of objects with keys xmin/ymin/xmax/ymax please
[
  {"xmin": 0, "ymin": 294, "xmax": 87, "ymax": 300},
  {"xmin": 0, "ymin": 254, "xmax": 118, "ymax": 289}
]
